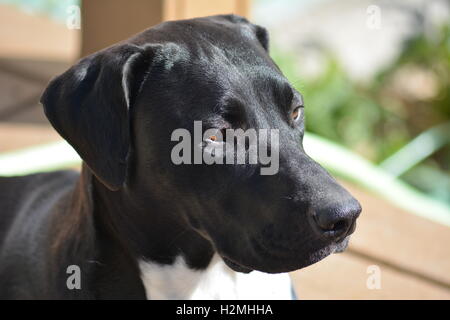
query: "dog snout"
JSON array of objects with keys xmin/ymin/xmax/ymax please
[{"xmin": 310, "ymin": 198, "xmax": 361, "ymax": 241}]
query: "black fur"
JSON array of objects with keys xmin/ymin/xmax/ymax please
[{"xmin": 0, "ymin": 15, "xmax": 360, "ymax": 299}]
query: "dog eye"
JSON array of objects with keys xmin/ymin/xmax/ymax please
[
  {"xmin": 291, "ymin": 107, "xmax": 303, "ymax": 121},
  {"xmin": 204, "ymin": 128, "xmax": 226, "ymax": 143}
]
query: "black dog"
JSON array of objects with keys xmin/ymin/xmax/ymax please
[{"xmin": 0, "ymin": 15, "xmax": 361, "ymax": 299}]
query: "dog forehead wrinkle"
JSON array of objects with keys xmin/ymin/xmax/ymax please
[
  {"xmin": 155, "ymin": 42, "xmax": 191, "ymax": 72},
  {"xmin": 193, "ymin": 51, "xmax": 272, "ymax": 108}
]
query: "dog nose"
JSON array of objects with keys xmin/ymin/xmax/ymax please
[{"xmin": 311, "ymin": 199, "xmax": 361, "ymax": 240}]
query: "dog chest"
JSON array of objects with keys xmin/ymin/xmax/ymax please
[{"xmin": 139, "ymin": 255, "xmax": 293, "ymax": 300}]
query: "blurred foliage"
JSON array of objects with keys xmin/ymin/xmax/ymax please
[{"xmin": 272, "ymin": 23, "xmax": 450, "ymax": 204}]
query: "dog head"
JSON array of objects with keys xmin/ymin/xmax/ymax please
[{"xmin": 41, "ymin": 15, "xmax": 361, "ymax": 273}]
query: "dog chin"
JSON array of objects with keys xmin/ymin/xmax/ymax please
[
  {"xmin": 220, "ymin": 234, "xmax": 353, "ymax": 274},
  {"xmin": 334, "ymin": 236, "xmax": 350, "ymax": 253},
  {"xmin": 222, "ymin": 257, "xmax": 253, "ymax": 273},
  {"xmin": 221, "ymin": 244, "xmax": 340, "ymax": 274}
]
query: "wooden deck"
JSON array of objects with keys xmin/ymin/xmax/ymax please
[
  {"xmin": 291, "ymin": 183, "xmax": 450, "ymax": 299},
  {"xmin": 0, "ymin": 4, "xmax": 449, "ymax": 300}
]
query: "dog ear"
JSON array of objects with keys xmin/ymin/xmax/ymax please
[
  {"xmin": 252, "ymin": 24, "xmax": 269, "ymax": 52},
  {"xmin": 41, "ymin": 44, "xmax": 155, "ymax": 191}
]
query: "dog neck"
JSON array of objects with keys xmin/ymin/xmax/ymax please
[
  {"xmin": 89, "ymin": 167, "xmax": 225, "ymax": 298},
  {"xmin": 91, "ymin": 173, "xmax": 215, "ymax": 270},
  {"xmin": 58, "ymin": 167, "xmax": 292, "ymax": 299}
]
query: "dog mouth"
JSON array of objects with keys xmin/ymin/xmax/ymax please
[
  {"xmin": 334, "ymin": 236, "xmax": 350, "ymax": 253},
  {"xmin": 220, "ymin": 234, "xmax": 352, "ymax": 274},
  {"xmin": 222, "ymin": 256, "xmax": 253, "ymax": 273}
]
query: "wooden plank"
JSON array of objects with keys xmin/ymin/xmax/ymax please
[
  {"xmin": 4, "ymin": 103, "xmax": 49, "ymax": 125},
  {"xmin": 0, "ymin": 59, "xmax": 69, "ymax": 124},
  {"xmin": 292, "ymin": 182, "xmax": 450, "ymax": 299},
  {"xmin": 0, "ymin": 4, "xmax": 79, "ymax": 61},
  {"xmin": 0, "ymin": 58, "xmax": 69, "ymax": 85},
  {"xmin": 164, "ymin": 0, "xmax": 252, "ymax": 21},
  {"xmin": 81, "ymin": 0, "xmax": 251, "ymax": 57},
  {"xmin": 291, "ymin": 181, "xmax": 450, "ymax": 299},
  {"xmin": 173, "ymin": 0, "xmax": 243, "ymax": 20},
  {"xmin": 81, "ymin": 0, "xmax": 165, "ymax": 57},
  {"xmin": 0, "ymin": 71, "xmax": 42, "ymax": 119},
  {"xmin": 291, "ymin": 252, "xmax": 450, "ymax": 300},
  {"xmin": 0, "ymin": 124, "xmax": 60, "ymax": 152},
  {"xmin": 235, "ymin": 0, "xmax": 252, "ymax": 17},
  {"xmin": 342, "ymin": 181, "xmax": 450, "ymax": 286},
  {"xmin": 0, "ymin": 1, "xmax": 250, "ymax": 60}
]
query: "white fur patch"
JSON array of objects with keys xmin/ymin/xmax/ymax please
[{"xmin": 139, "ymin": 255, "xmax": 293, "ymax": 300}]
